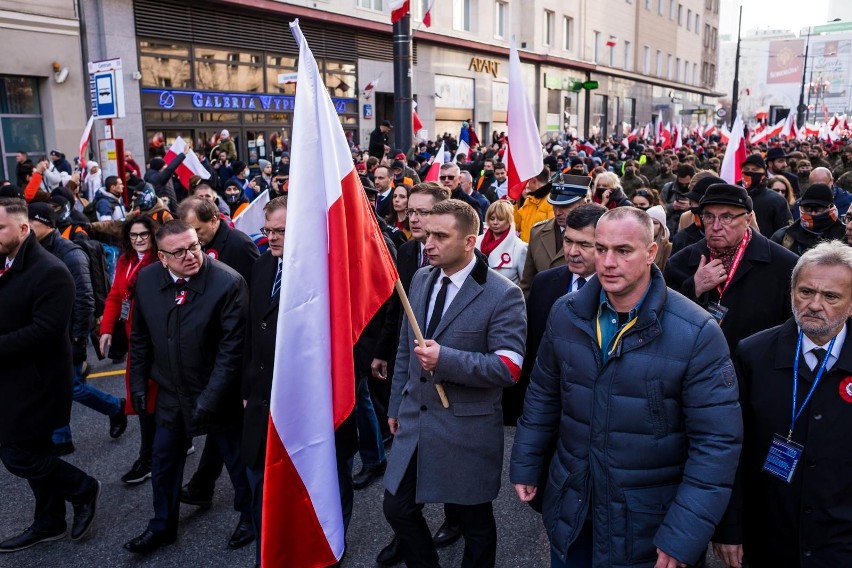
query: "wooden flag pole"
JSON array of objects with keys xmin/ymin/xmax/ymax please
[{"xmin": 394, "ymin": 279, "xmax": 450, "ymax": 409}]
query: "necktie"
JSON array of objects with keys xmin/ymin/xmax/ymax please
[
  {"xmin": 271, "ymin": 262, "xmax": 283, "ymax": 300},
  {"xmin": 425, "ymin": 277, "xmax": 451, "ymax": 339},
  {"xmin": 420, "ymin": 250, "xmax": 429, "ymax": 268},
  {"xmin": 812, "ymin": 347, "xmax": 828, "ymax": 370},
  {"xmin": 576, "ymin": 277, "xmax": 587, "ymax": 291}
]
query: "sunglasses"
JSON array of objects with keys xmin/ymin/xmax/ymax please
[{"xmin": 439, "ymin": 175, "xmax": 457, "ymax": 180}]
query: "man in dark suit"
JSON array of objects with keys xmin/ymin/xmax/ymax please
[
  {"xmin": 0, "ymin": 198, "xmax": 100, "ymax": 552},
  {"xmin": 383, "ymin": 199, "xmax": 526, "ymax": 568},
  {"xmin": 371, "ymin": 182, "xmax": 453, "ymax": 567},
  {"xmin": 507, "ymin": 203, "xmax": 606, "ymax": 426},
  {"xmin": 124, "ymin": 220, "xmax": 252, "ymax": 554},
  {"xmin": 713, "ymin": 240, "xmax": 852, "ymax": 567},
  {"xmin": 176, "ymin": 198, "xmax": 259, "ymax": 542}
]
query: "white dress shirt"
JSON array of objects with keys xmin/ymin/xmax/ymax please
[
  {"xmin": 570, "ymin": 272, "xmax": 594, "ymax": 293},
  {"xmin": 426, "ymin": 255, "xmax": 477, "ymax": 326},
  {"xmin": 801, "ymin": 323, "xmax": 847, "ymax": 372}
]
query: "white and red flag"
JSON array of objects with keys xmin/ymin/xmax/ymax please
[
  {"xmin": 422, "ymin": 0, "xmax": 435, "ymax": 26},
  {"xmin": 78, "ymin": 114, "xmax": 95, "ymax": 168},
  {"xmin": 720, "ymin": 114, "xmax": 747, "ymax": 184},
  {"xmin": 262, "ymin": 20, "xmax": 399, "ymax": 568},
  {"xmin": 424, "ymin": 140, "xmax": 447, "ymax": 182},
  {"xmin": 163, "ymin": 136, "xmax": 211, "ymax": 189},
  {"xmin": 780, "ymin": 112, "xmax": 797, "ymax": 139},
  {"xmin": 388, "ymin": 0, "xmax": 409, "ymax": 23},
  {"xmin": 505, "ymin": 37, "xmax": 543, "ymax": 201}
]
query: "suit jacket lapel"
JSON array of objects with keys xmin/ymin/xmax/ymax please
[
  {"xmin": 261, "ymin": 255, "xmax": 281, "ymax": 318},
  {"xmin": 542, "ymin": 220, "xmax": 563, "ymax": 264},
  {"xmin": 432, "ymin": 273, "xmax": 484, "ymax": 339},
  {"xmin": 419, "ymin": 267, "xmax": 441, "ymax": 333}
]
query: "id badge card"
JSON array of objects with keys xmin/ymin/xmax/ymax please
[
  {"xmin": 707, "ymin": 301, "xmax": 729, "ymax": 325},
  {"xmin": 120, "ymin": 299, "xmax": 131, "ymax": 320},
  {"xmin": 762, "ymin": 434, "xmax": 804, "ymax": 483}
]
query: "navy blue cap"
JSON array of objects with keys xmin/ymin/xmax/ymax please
[{"xmin": 548, "ymin": 174, "xmax": 591, "ymax": 206}]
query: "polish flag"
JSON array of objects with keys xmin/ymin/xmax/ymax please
[
  {"xmin": 720, "ymin": 114, "xmax": 747, "ymax": 184},
  {"xmin": 424, "ymin": 140, "xmax": 447, "ymax": 181},
  {"xmin": 780, "ymin": 113, "xmax": 796, "ymax": 139},
  {"xmin": 622, "ymin": 128, "xmax": 638, "ymax": 149},
  {"xmin": 362, "ymin": 76, "xmax": 380, "ymax": 98},
  {"xmin": 164, "ymin": 136, "xmax": 211, "ymax": 189},
  {"xmin": 388, "ymin": 0, "xmax": 409, "ymax": 23},
  {"xmin": 233, "ymin": 189, "xmax": 270, "ymax": 234},
  {"xmin": 704, "ymin": 123, "xmax": 717, "ymax": 138},
  {"xmin": 78, "ymin": 114, "xmax": 95, "ymax": 169},
  {"xmin": 506, "ymin": 37, "xmax": 543, "ymax": 201},
  {"xmin": 660, "ymin": 122, "xmax": 673, "ymax": 149},
  {"xmin": 423, "ymin": 0, "xmax": 435, "ymax": 27},
  {"xmin": 673, "ymin": 120, "xmax": 683, "ymax": 150},
  {"xmin": 263, "ymin": 20, "xmax": 399, "ymax": 568},
  {"xmin": 413, "ymin": 109, "xmax": 423, "ymax": 133}
]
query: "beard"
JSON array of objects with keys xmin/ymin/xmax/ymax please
[{"xmin": 793, "ymin": 308, "xmax": 847, "ymax": 340}]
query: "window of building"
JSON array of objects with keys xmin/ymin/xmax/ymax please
[
  {"xmin": 194, "ymin": 46, "xmax": 263, "ymax": 92},
  {"xmin": 704, "ymin": 23, "xmax": 711, "ymax": 47},
  {"xmin": 711, "ymin": 27, "xmax": 717, "ymax": 50},
  {"xmin": 592, "ymin": 94, "xmax": 608, "ymax": 138},
  {"xmin": 677, "ymin": 4, "xmax": 683, "ymax": 25},
  {"xmin": 358, "ymin": 0, "xmax": 383, "ymax": 10},
  {"xmin": 643, "ymin": 46, "xmax": 650, "ymax": 74},
  {"xmin": 693, "ymin": 62, "xmax": 698, "ymax": 85},
  {"xmin": 609, "ymin": 37, "xmax": 616, "ymax": 67},
  {"xmin": 695, "ymin": 14, "xmax": 700, "ymax": 33},
  {"xmin": 495, "ymin": 1, "xmax": 507, "ymax": 38},
  {"xmin": 0, "ymin": 75, "xmax": 44, "ymax": 179},
  {"xmin": 656, "ymin": 50, "xmax": 662, "ymax": 77},
  {"xmin": 454, "ymin": 0, "xmax": 472, "ymax": 32},
  {"xmin": 669, "ymin": 0, "xmax": 675, "ymax": 20},
  {"xmin": 686, "ymin": 8, "xmax": 692, "ymax": 30},
  {"xmin": 139, "ymin": 40, "xmax": 192, "ymax": 90},
  {"xmin": 624, "ymin": 40, "xmax": 632, "ymax": 71},
  {"xmin": 563, "ymin": 16, "xmax": 573, "ymax": 51},
  {"xmin": 265, "ymin": 55, "xmax": 297, "ymax": 95},
  {"xmin": 594, "ymin": 31, "xmax": 602, "ymax": 63},
  {"xmin": 667, "ymin": 54, "xmax": 673, "ymax": 79},
  {"xmin": 544, "ymin": 10, "xmax": 555, "ymax": 46},
  {"xmin": 547, "ymin": 89, "xmax": 561, "ymax": 114},
  {"xmin": 645, "ymin": 0, "xmax": 651, "ymax": 9},
  {"xmin": 624, "ymin": 97, "xmax": 636, "ymax": 128},
  {"xmin": 675, "ymin": 57, "xmax": 681, "ymax": 81},
  {"xmin": 658, "ymin": 0, "xmax": 664, "ymax": 15}
]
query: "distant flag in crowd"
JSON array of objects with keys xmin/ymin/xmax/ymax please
[
  {"xmin": 720, "ymin": 114, "xmax": 747, "ymax": 184},
  {"xmin": 704, "ymin": 123, "xmax": 717, "ymax": 138},
  {"xmin": 643, "ymin": 122, "xmax": 653, "ymax": 141},
  {"xmin": 780, "ymin": 112, "xmax": 797, "ymax": 139},
  {"xmin": 413, "ymin": 109, "xmax": 423, "ymax": 132},
  {"xmin": 362, "ymin": 75, "xmax": 381, "ymax": 99},
  {"xmin": 424, "ymin": 140, "xmax": 447, "ymax": 181},
  {"xmin": 622, "ymin": 127, "xmax": 638, "ymax": 149},
  {"xmin": 719, "ymin": 122, "xmax": 730, "ymax": 144},
  {"xmin": 388, "ymin": 0, "xmax": 409, "ymax": 23},
  {"xmin": 163, "ymin": 136, "xmax": 211, "ymax": 189},
  {"xmin": 606, "ymin": 36, "xmax": 618, "ymax": 47},
  {"xmin": 233, "ymin": 189, "xmax": 270, "ymax": 233},
  {"xmin": 262, "ymin": 20, "xmax": 399, "ymax": 568},
  {"xmin": 458, "ymin": 122, "xmax": 472, "ymax": 158},
  {"xmin": 673, "ymin": 119, "xmax": 683, "ymax": 150},
  {"xmin": 78, "ymin": 114, "xmax": 95, "ymax": 168},
  {"xmin": 660, "ymin": 122, "xmax": 672, "ymax": 149},
  {"xmin": 505, "ymin": 37, "xmax": 543, "ymax": 201},
  {"xmin": 749, "ymin": 118, "xmax": 783, "ymax": 145}
]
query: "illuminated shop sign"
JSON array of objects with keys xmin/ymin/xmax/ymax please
[{"xmin": 141, "ymin": 88, "xmax": 354, "ymax": 114}]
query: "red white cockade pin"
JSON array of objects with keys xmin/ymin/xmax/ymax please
[
  {"xmin": 839, "ymin": 377, "xmax": 852, "ymax": 403},
  {"xmin": 206, "ymin": 249, "xmax": 219, "ymax": 260}
]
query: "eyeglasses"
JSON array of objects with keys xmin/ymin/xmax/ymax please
[
  {"xmin": 129, "ymin": 231, "xmax": 151, "ymax": 241},
  {"xmin": 260, "ymin": 227, "xmax": 286, "ymax": 237},
  {"xmin": 700, "ymin": 212, "xmax": 748, "ymax": 226},
  {"xmin": 160, "ymin": 242, "xmax": 201, "ymax": 259},
  {"xmin": 801, "ymin": 205, "xmax": 828, "ymax": 215},
  {"xmin": 273, "ymin": 178, "xmax": 287, "ymax": 184},
  {"xmin": 404, "ymin": 208, "xmax": 432, "ymax": 217},
  {"xmin": 439, "ymin": 175, "xmax": 457, "ymax": 180},
  {"xmin": 842, "ymin": 213, "xmax": 852, "ymax": 224}
]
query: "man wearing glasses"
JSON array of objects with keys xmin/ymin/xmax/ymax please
[
  {"xmin": 124, "ymin": 220, "xmax": 252, "ymax": 554},
  {"xmin": 771, "ymin": 184, "xmax": 848, "ymax": 256},
  {"xmin": 665, "ymin": 183, "xmax": 799, "ymax": 355},
  {"xmin": 438, "ymin": 163, "xmax": 483, "ymax": 221},
  {"xmin": 845, "ymin": 209, "xmax": 852, "ymax": 246}
]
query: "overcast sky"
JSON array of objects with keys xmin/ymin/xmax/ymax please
[{"xmin": 721, "ymin": 0, "xmax": 831, "ymax": 36}]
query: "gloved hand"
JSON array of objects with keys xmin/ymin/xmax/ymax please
[
  {"xmin": 72, "ymin": 337, "xmax": 87, "ymax": 365},
  {"xmin": 191, "ymin": 404, "xmax": 215, "ymax": 429},
  {"xmin": 131, "ymin": 393, "xmax": 148, "ymax": 416}
]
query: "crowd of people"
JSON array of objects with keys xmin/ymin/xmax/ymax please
[{"xmin": 1, "ymin": 124, "xmax": 852, "ymax": 568}]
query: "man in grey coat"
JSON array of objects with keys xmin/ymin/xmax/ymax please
[
  {"xmin": 383, "ymin": 199, "xmax": 526, "ymax": 568},
  {"xmin": 511, "ymin": 207, "xmax": 743, "ymax": 568}
]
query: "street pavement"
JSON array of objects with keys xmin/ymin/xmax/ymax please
[{"xmin": 0, "ymin": 349, "xmax": 725, "ymax": 567}]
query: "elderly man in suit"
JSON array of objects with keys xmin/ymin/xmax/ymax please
[
  {"xmin": 519, "ymin": 175, "xmax": 591, "ymax": 297},
  {"xmin": 383, "ymin": 199, "xmax": 526, "ymax": 568}
]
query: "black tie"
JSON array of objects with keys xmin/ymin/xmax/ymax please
[
  {"xmin": 576, "ymin": 277, "xmax": 586, "ymax": 291},
  {"xmin": 812, "ymin": 347, "xmax": 828, "ymax": 370},
  {"xmin": 425, "ymin": 277, "xmax": 451, "ymax": 339}
]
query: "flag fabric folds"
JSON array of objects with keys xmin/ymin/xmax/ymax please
[
  {"xmin": 262, "ymin": 19, "xmax": 399, "ymax": 568},
  {"xmin": 505, "ymin": 37, "xmax": 543, "ymax": 201},
  {"xmin": 78, "ymin": 115, "xmax": 95, "ymax": 169},
  {"xmin": 720, "ymin": 114, "xmax": 747, "ymax": 185},
  {"xmin": 164, "ymin": 136, "xmax": 211, "ymax": 190},
  {"xmin": 388, "ymin": 0, "xmax": 409, "ymax": 23}
]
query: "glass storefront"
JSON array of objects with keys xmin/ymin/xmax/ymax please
[
  {"xmin": 0, "ymin": 76, "xmax": 45, "ymax": 180},
  {"xmin": 138, "ymin": 39, "xmax": 358, "ymax": 164}
]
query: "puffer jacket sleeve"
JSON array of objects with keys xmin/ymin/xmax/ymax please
[
  {"xmin": 510, "ymin": 302, "xmax": 564, "ymax": 486},
  {"xmin": 64, "ymin": 244, "xmax": 95, "ymax": 339},
  {"xmin": 651, "ymin": 317, "xmax": 743, "ymax": 565}
]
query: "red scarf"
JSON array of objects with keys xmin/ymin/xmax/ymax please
[
  {"xmin": 126, "ymin": 250, "xmax": 156, "ymax": 295},
  {"xmin": 480, "ymin": 228, "xmax": 509, "ymax": 258}
]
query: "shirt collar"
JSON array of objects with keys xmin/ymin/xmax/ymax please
[
  {"xmin": 168, "ymin": 270, "xmax": 190, "ymax": 283},
  {"xmin": 440, "ymin": 255, "xmax": 477, "ymax": 289},
  {"xmin": 801, "ymin": 322, "xmax": 847, "ymax": 363},
  {"xmin": 598, "ymin": 284, "xmax": 649, "ymax": 320}
]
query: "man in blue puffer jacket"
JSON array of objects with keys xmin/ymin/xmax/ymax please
[{"xmin": 510, "ymin": 207, "xmax": 743, "ymax": 568}]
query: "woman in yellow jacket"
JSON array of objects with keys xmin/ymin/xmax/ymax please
[{"xmin": 514, "ymin": 169, "xmax": 554, "ymax": 242}]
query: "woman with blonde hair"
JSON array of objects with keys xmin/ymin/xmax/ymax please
[
  {"xmin": 767, "ymin": 175, "xmax": 796, "ymax": 210},
  {"xmin": 476, "ymin": 200, "xmax": 528, "ymax": 284},
  {"xmin": 591, "ymin": 172, "xmax": 631, "ymax": 209},
  {"xmin": 646, "ymin": 205, "xmax": 673, "ymax": 271}
]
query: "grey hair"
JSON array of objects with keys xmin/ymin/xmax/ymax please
[
  {"xmin": 597, "ymin": 206, "xmax": 654, "ymax": 245},
  {"xmin": 459, "ymin": 170, "xmax": 473, "ymax": 182},
  {"xmin": 791, "ymin": 240, "xmax": 852, "ymax": 288}
]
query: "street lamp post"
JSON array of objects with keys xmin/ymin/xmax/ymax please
[{"xmin": 797, "ymin": 27, "xmax": 811, "ymax": 128}]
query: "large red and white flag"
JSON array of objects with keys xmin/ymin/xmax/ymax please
[
  {"xmin": 233, "ymin": 189, "xmax": 270, "ymax": 233},
  {"xmin": 263, "ymin": 21, "xmax": 399, "ymax": 568},
  {"xmin": 720, "ymin": 114, "xmax": 747, "ymax": 184},
  {"xmin": 422, "ymin": 0, "xmax": 435, "ymax": 26},
  {"xmin": 506, "ymin": 37, "xmax": 543, "ymax": 201},
  {"xmin": 780, "ymin": 112, "xmax": 796, "ymax": 139},
  {"xmin": 388, "ymin": 0, "xmax": 410, "ymax": 23},
  {"xmin": 164, "ymin": 136, "xmax": 211, "ymax": 189},
  {"xmin": 78, "ymin": 114, "xmax": 95, "ymax": 168}
]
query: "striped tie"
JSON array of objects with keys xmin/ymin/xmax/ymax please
[{"xmin": 271, "ymin": 261, "xmax": 282, "ymax": 300}]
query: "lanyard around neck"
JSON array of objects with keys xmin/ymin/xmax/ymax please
[{"xmin": 789, "ymin": 330, "xmax": 837, "ymax": 440}]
